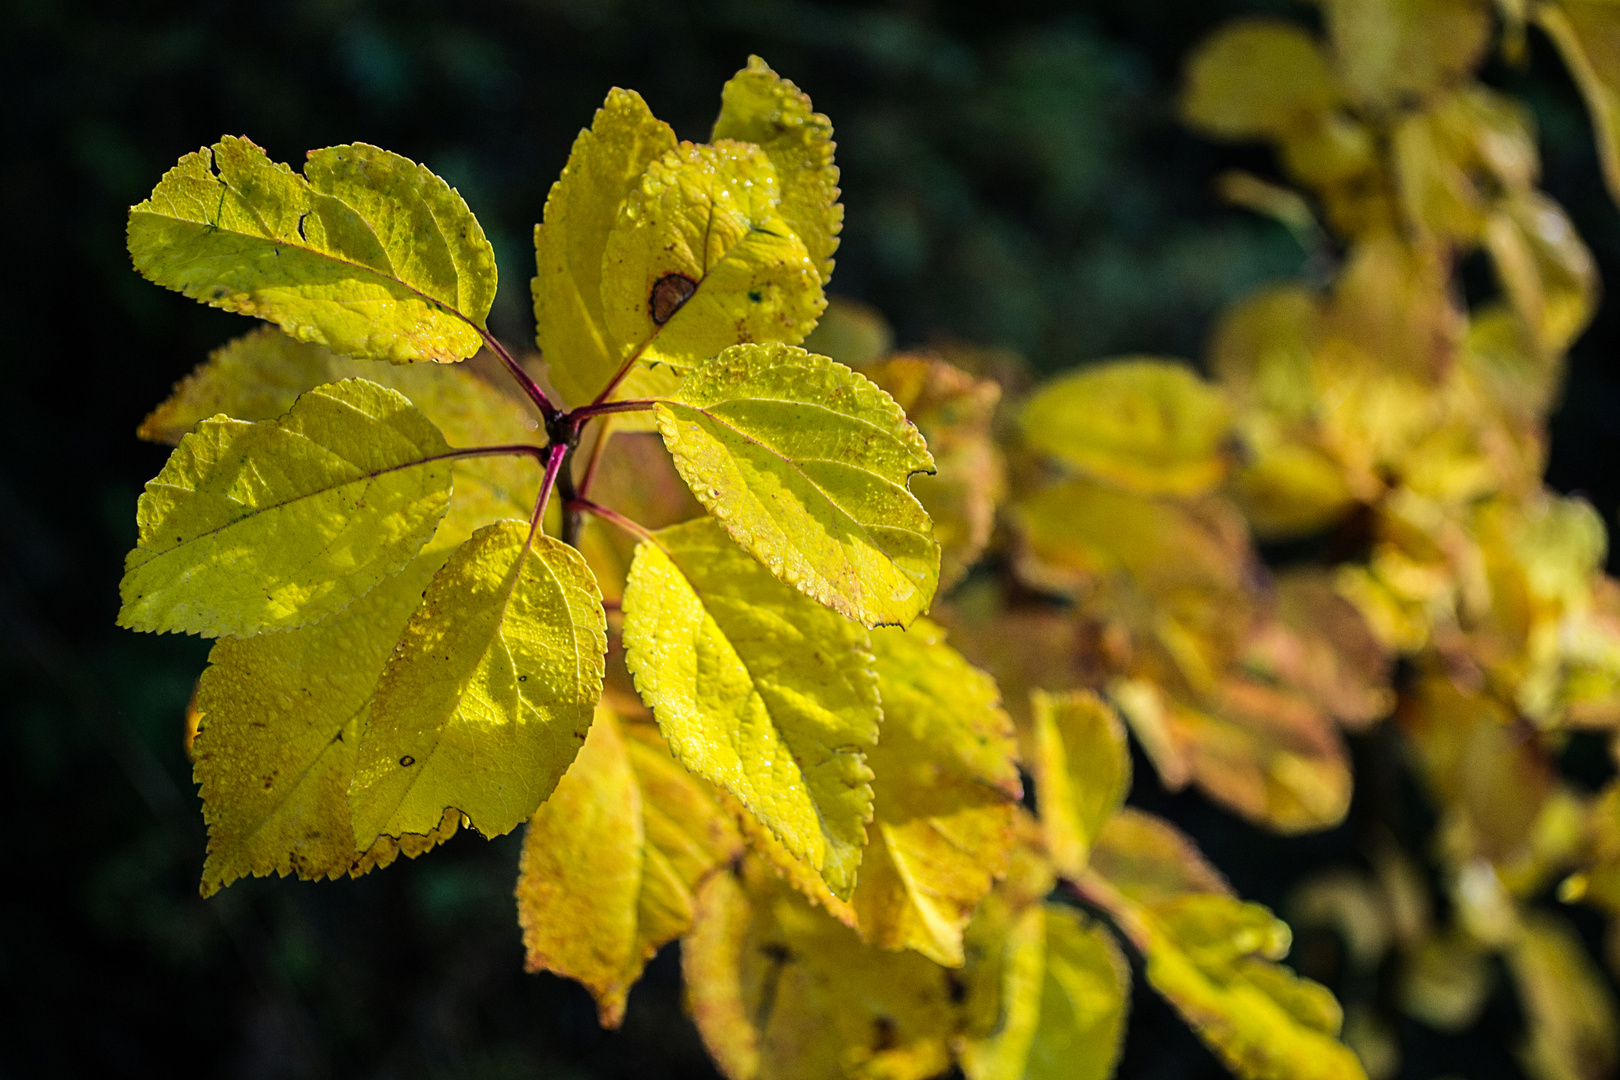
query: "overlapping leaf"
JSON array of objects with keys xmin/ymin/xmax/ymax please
[
  {"xmin": 1508, "ymin": 913, "xmax": 1620, "ymax": 1080},
  {"xmin": 656, "ymin": 342, "xmax": 940, "ymax": 627},
  {"xmin": 621, "ymin": 517, "xmax": 879, "ymax": 898},
  {"xmin": 601, "ymin": 142, "xmax": 824, "ymax": 372},
  {"xmin": 119, "ymin": 378, "xmax": 452, "ymax": 638},
  {"xmin": 516, "ymin": 709, "xmax": 742, "ymax": 1027},
  {"xmin": 350, "ymin": 520, "xmax": 606, "ymax": 844},
  {"xmin": 683, "ymin": 863, "xmax": 958, "ymax": 1080},
  {"xmin": 1031, "ymin": 690, "xmax": 1130, "ymax": 879},
  {"xmin": 532, "ymin": 88, "xmax": 678, "ymax": 409},
  {"xmin": 1538, "ymin": 0, "xmax": 1620, "ymax": 207},
  {"xmin": 129, "ymin": 137, "xmax": 496, "ymax": 362},
  {"xmin": 712, "ymin": 55, "xmax": 843, "ymax": 285},
  {"xmin": 853, "ymin": 620, "xmax": 1022, "ymax": 965}
]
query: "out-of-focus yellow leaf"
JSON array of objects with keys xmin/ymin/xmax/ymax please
[
  {"xmin": 621, "ymin": 518, "xmax": 879, "ymax": 898},
  {"xmin": 1031, "ymin": 690, "xmax": 1130, "ymax": 879},
  {"xmin": 1290, "ymin": 871, "xmax": 1393, "ymax": 971},
  {"xmin": 1246, "ymin": 570, "xmax": 1396, "ymax": 730},
  {"xmin": 1087, "ymin": 808, "xmax": 1233, "ymax": 904},
  {"xmin": 1113, "ymin": 676, "xmax": 1353, "ymax": 833},
  {"xmin": 571, "ymin": 428, "xmax": 702, "ymax": 604},
  {"xmin": 854, "ymin": 620, "xmax": 1022, "ymax": 965},
  {"xmin": 1323, "ymin": 0, "xmax": 1491, "ymax": 111},
  {"xmin": 532, "ymin": 88, "xmax": 677, "ymax": 408},
  {"xmin": 119, "ymin": 379, "xmax": 453, "ymax": 638},
  {"xmin": 516, "ymin": 710, "xmax": 743, "ymax": 1027},
  {"xmin": 1211, "ymin": 285, "xmax": 1320, "ymax": 421},
  {"xmin": 1539, "ymin": 1, "xmax": 1620, "ymax": 209},
  {"xmin": 1322, "ymin": 233, "xmax": 1463, "ymax": 380},
  {"xmin": 657, "ymin": 342, "xmax": 940, "ymax": 627},
  {"xmin": 1217, "ymin": 171, "xmax": 1328, "ymax": 252},
  {"xmin": 959, "ymin": 901, "xmax": 1130, "ymax": 1080},
  {"xmin": 1398, "ymin": 930, "xmax": 1493, "ymax": 1031},
  {"xmin": 602, "ymin": 141, "xmax": 824, "ymax": 372},
  {"xmin": 351, "ymin": 522, "xmax": 606, "ymax": 845},
  {"xmin": 866, "ymin": 354, "xmax": 1003, "ymax": 592},
  {"xmin": 683, "ymin": 863, "xmax": 958, "ymax": 1080},
  {"xmin": 1509, "ymin": 912, "xmax": 1620, "ymax": 1080},
  {"xmin": 801, "ymin": 294, "xmax": 894, "ymax": 370},
  {"xmin": 1393, "ymin": 87, "xmax": 1538, "ymax": 244},
  {"xmin": 711, "ymin": 55, "xmax": 842, "ymax": 285},
  {"xmin": 1181, "ymin": 19, "xmax": 1340, "ymax": 140},
  {"xmin": 1229, "ymin": 417, "xmax": 1362, "ymax": 539},
  {"xmin": 1465, "ymin": 304, "xmax": 1566, "ymax": 426},
  {"xmin": 1484, "ymin": 192, "xmax": 1599, "ymax": 356},
  {"xmin": 1021, "ymin": 359, "xmax": 1233, "ymax": 497}
]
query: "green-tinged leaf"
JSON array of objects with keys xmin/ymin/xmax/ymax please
[
  {"xmin": 711, "ymin": 55, "xmax": 842, "ymax": 284},
  {"xmin": 517, "ymin": 709, "xmax": 742, "ymax": 1027},
  {"xmin": 1181, "ymin": 19, "xmax": 1340, "ymax": 139},
  {"xmin": 657, "ymin": 342, "xmax": 940, "ymax": 627},
  {"xmin": 533, "ymin": 88, "xmax": 679, "ymax": 408},
  {"xmin": 866, "ymin": 355, "xmax": 1004, "ymax": 593},
  {"xmin": 853, "ymin": 619, "xmax": 1022, "ymax": 966},
  {"xmin": 1032, "ymin": 690, "xmax": 1130, "ymax": 879},
  {"xmin": 192, "ymin": 551, "xmax": 450, "ymax": 896},
  {"xmin": 1539, "ymin": 1, "xmax": 1620, "ymax": 209},
  {"xmin": 1323, "ymin": 0, "xmax": 1491, "ymax": 111},
  {"xmin": 683, "ymin": 863, "xmax": 958, "ymax": 1080},
  {"xmin": 621, "ymin": 517, "xmax": 879, "ymax": 898},
  {"xmin": 802, "ymin": 295, "xmax": 894, "ymax": 370},
  {"xmin": 129, "ymin": 137, "xmax": 495, "ymax": 362},
  {"xmin": 119, "ymin": 378, "xmax": 451, "ymax": 637},
  {"xmin": 1509, "ymin": 912, "xmax": 1620, "ymax": 1080},
  {"xmin": 601, "ymin": 141, "xmax": 824, "ymax": 372},
  {"xmin": 1087, "ymin": 808, "xmax": 1233, "ymax": 904},
  {"xmin": 351, "ymin": 520, "xmax": 606, "ymax": 844},
  {"xmin": 1021, "ymin": 359, "xmax": 1233, "ymax": 497},
  {"xmin": 961, "ymin": 903, "xmax": 1131, "ymax": 1080}
]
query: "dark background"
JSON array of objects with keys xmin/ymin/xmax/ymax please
[{"xmin": 4, "ymin": 1, "xmax": 1619, "ymax": 1077}]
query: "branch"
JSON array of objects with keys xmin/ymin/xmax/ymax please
[
  {"xmin": 528, "ymin": 443, "xmax": 569, "ymax": 542},
  {"xmin": 478, "ymin": 328, "xmax": 559, "ymax": 422},
  {"xmin": 569, "ymin": 498, "xmax": 655, "ymax": 543}
]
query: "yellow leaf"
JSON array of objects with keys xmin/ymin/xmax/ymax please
[
  {"xmin": 657, "ymin": 342, "xmax": 940, "ymax": 627},
  {"xmin": 1509, "ymin": 912, "xmax": 1620, "ymax": 1080},
  {"xmin": 1114, "ymin": 677, "xmax": 1353, "ymax": 833},
  {"xmin": 601, "ymin": 141, "xmax": 824, "ymax": 372},
  {"xmin": 716, "ymin": 784, "xmax": 858, "ymax": 928},
  {"xmin": 1181, "ymin": 19, "xmax": 1341, "ymax": 139},
  {"xmin": 960, "ymin": 902, "xmax": 1130, "ymax": 1080},
  {"xmin": 350, "ymin": 520, "xmax": 607, "ymax": 845},
  {"xmin": 192, "ymin": 551, "xmax": 447, "ymax": 896},
  {"xmin": 1393, "ymin": 87, "xmax": 1538, "ymax": 245},
  {"xmin": 621, "ymin": 517, "xmax": 879, "ymax": 898},
  {"xmin": 119, "ymin": 378, "xmax": 452, "ymax": 638},
  {"xmin": 1021, "ymin": 359, "xmax": 1234, "ymax": 497},
  {"xmin": 1032, "ymin": 690, "xmax": 1130, "ymax": 879},
  {"xmin": 712, "ymin": 55, "xmax": 843, "ymax": 285},
  {"xmin": 854, "ymin": 619, "xmax": 1022, "ymax": 966},
  {"xmin": 1323, "ymin": 0, "xmax": 1491, "ymax": 111},
  {"xmin": 129, "ymin": 137, "xmax": 495, "ymax": 363},
  {"xmin": 516, "ymin": 709, "xmax": 742, "ymax": 1027},
  {"xmin": 1539, "ymin": 0, "xmax": 1620, "ymax": 209},
  {"xmin": 865, "ymin": 354, "xmax": 1004, "ymax": 592},
  {"xmin": 683, "ymin": 863, "xmax": 958, "ymax": 1080},
  {"xmin": 1211, "ymin": 284, "xmax": 1321, "ymax": 420},
  {"xmin": 1398, "ymin": 930, "xmax": 1493, "ymax": 1031},
  {"xmin": 1484, "ymin": 192, "xmax": 1599, "ymax": 356},
  {"xmin": 1229, "ymin": 419, "xmax": 1361, "ymax": 540},
  {"xmin": 1087, "ymin": 808, "xmax": 1233, "ymax": 904},
  {"xmin": 1245, "ymin": 570, "xmax": 1395, "ymax": 730},
  {"xmin": 532, "ymin": 88, "xmax": 678, "ymax": 408}
]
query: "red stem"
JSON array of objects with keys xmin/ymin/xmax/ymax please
[
  {"xmin": 569, "ymin": 498, "xmax": 655, "ymax": 543},
  {"xmin": 478, "ymin": 328, "xmax": 558, "ymax": 422},
  {"xmin": 530, "ymin": 444, "xmax": 569, "ymax": 541},
  {"xmin": 568, "ymin": 398, "xmax": 659, "ymax": 431},
  {"xmin": 590, "ymin": 340, "xmax": 652, "ymax": 408}
]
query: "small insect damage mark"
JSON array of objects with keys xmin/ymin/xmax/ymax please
[
  {"xmin": 748, "ymin": 289, "xmax": 763, "ymax": 303},
  {"xmin": 399, "ymin": 755, "xmax": 416, "ymax": 767},
  {"xmin": 649, "ymin": 272, "xmax": 698, "ymax": 325},
  {"xmin": 871, "ymin": 1016, "xmax": 898, "ymax": 1052}
]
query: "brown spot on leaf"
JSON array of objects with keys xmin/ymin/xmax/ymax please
[
  {"xmin": 649, "ymin": 272, "xmax": 698, "ymax": 325},
  {"xmin": 399, "ymin": 755, "xmax": 415, "ymax": 767}
]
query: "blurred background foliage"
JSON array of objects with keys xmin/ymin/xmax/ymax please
[{"xmin": 5, "ymin": 0, "xmax": 1620, "ymax": 1076}]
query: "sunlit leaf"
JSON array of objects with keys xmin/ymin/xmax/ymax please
[
  {"xmin": 1245, "ymin": 570, "xmax": 1395, "ymax": 730},
  {"xmin": 865, "ymin": 354, "xmax": 1003, "ymax": 592},
  {"xmin": 657, "ymin": 342, "xmax": 940, "ymax": 627},
  {"xmin": 1031, "ymin": 690, "xmax": 1130, "ymax": 879},
  {"xmin": 960, "ymin": 901, "xmax": 1130, "ymax": 1080},
  {"xmin": 621, "ymin": 517, "xmax": 879, "ymax": 898},
  {"xmin": 683, "ymin": 863, "xmax": 958, "ymax": 1080},
  {"xmin": 129, "ymin": 137, "xmax": 495, "ymax": 363},
  {"xmin": 119, "ymin": 378, "xmax": 452, "ymax": 638},
  {"xmin": 1021, "ymin": 359, "xmax": 1233, "ymax": 497},
  {"xmin": 516, "ymin": 709, "xmax": 743, "ymax": 1027},
  {"xmin": 712, "ymin": 55, "xmax": 843, "ymax": 285},
  {"xmin": 1509, "ymin": 912, "xmax": 1620, "ymax": 1080},
  {"xmin": 533, "ymin": 88, "xmax": 678, "ymax": 408},
  {"xmin": 1087, "ymin": 808, "xmax": 1233, "ymax": 905},
  {"xmin": 570, "ymin": 427, "xmax": 703, "ymax": 605},
  {"xmin": 350, "ymin": 520, "xmax": 606, "ymax": 845},
  {"xmin": 601, "ymin": 141, "xmax": 824, "ymax": 372},
  {"xmin": 853, "ymin": 619, "xmax": 1022, "ymax": 965}
]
